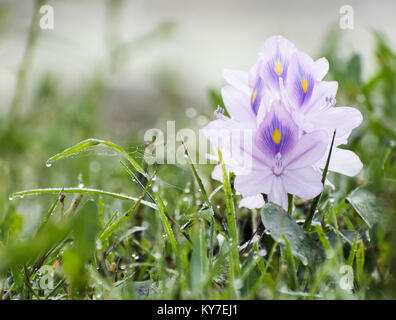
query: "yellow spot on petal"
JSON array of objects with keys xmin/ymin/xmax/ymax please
[
  {"xmin": 301, "ymin": 77, "xmax": 308, "ymax": 93},
  {"xmin": 274, "ymin": 60, "xmax": 283, "ymax": 76},
  {"xmin": 272, "ymin": 129, "xmax": 281, "ymax": 144},
  {"xmin": 252, "ymin": 88, "xmax": 257, "ymax": 105}
]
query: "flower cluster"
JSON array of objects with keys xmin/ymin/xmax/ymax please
[{"xmin": 202, "ymin": 36, "xmax": 363, "ymax": 210}]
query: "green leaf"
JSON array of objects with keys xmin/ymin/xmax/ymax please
[
  {"xmin": 346, "ymin": 187, "xmax": 383, "ymax": 228},
  {"xmin": 153, "ymin": 192, "xmax": 177, "ymax": 252},
  {"xmin": 356, "ymin": 241, "xmax": 365, "ymax": 284},
  {"xmin": 217, "ymin": 148, "xmax": 240, "ymax": 277},
  {"xmin": 100, "ymin": 179, "xmax": 153, "ymax": 241},
  {"xmin": 261, "ymin": 203, "xmax": 324, "ymax": 267}
]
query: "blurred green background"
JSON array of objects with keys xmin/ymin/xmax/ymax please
[{"xmin": 0, "ymin": 0, "xmax": 396, "ymax": 300}]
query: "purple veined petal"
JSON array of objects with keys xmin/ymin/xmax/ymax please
[
  {"xmin": 250, "ymin": 76, "xmax": 265, "ymax": 115},
  {"xmin": 234, "ymin": 168, "xmax": 273, "ymax": 197},
  {"xmin": 222, "ymin": 69, "xmax": 251, "ymax": 96},
  {"xmin": 268, "ymin": 176, "xmax": 288, "ymax": 211},
  {"xmin": 282, "ymin": 166, "xmax": 323, "ymax": 200},
  {"xmin": 318, "ymin": 147, "xmax": 363, "ymax": 177},
  {"xmin": 283, "ymin": 130, "xmax": 328, "ymax": 170},
  {"xmin": 313, "ymin": 57, "xmax": 329, "ymax": 81},
  {"xmin": 248, "ymin": 60, "xmax": 261, "ymax": 88},
  {"xmin": 221, "ymin": 85, "xmax": 256, "ymax": 125},
  {"xmin": 258, "ymin": 35, "xmax": 297, "ymax": 93},
  {"xmin": 239, "ymin": 194, "xmax": 265, "ymax": 209},
  {"xmin": 255, "ymin": 100, "xmax": 299, "ymax": 158},
  {"xmin": 286, "ymin": 52, "xmax": 318, "ymax": 109}
]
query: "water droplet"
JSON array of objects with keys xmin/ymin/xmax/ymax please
[
  {"xmin": 258, "ymin": 249, "xmax": 267, "ymax": 257},
  {"xmin": 196, "ymin": 115, "xmax": 209, "ymax": 126},
  {"xmin": 78, "ymin": 183, "xmax": 84, "ymax": 188},
  {"xmin": 96, "ymin": 240, "xmax": 103, "ymax": 250},
  {"xmin": 131, "ymin": 253, "xmax": 139, "ymax": 260},
  {"xmin": 45, "ymin": 162, "xmax": 52, "ymax": 168},
  {"xmin": 152, "ymin": 176, "xmax": 157, "ymax": 181},
  {"xmin": 185, "ymin": 107, "xmax": 197, "ymax": 118},
  {"xmin": 216, "ymin": 205, "xmax": 220, "ymax": 209},
  {"xmin": 8, "ymin": 197, "xmax": 13, "ymax": 201},
  {"xmin": 132, "ymin": 178, "xmax": 136, "ymax": 182},
  {"xmin": 153, "ymin": 252, "xmax": 161, "ymax": 259},
  {"xmin": 233, "ymin": 278, "xmax": 243, "ymax": 290},
  {"xmin": 184, "ymin": 188, "xmax": 190, "ymax": 193}
]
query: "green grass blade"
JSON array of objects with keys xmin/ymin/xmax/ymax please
[
  {"xmin": 99, "ymin": 179, "xmax": 153, "ymax": 241},
  {"xmin": 303, "ymin": 130, "xmax": 336, "ymax": 231},
  {"xmin": 153, "ymin": 191, "xmax": 177, "ymax": 252},
  {"xmin": 46, "ymin": 138, "xmax": 146, "ymax": 177},
  {"xmin": 182, "ymin": 141, "xmax": 215, "ymax": 265},
  {"xmin": 217, "ymin": 148, "xmax": 240, "ymax": 279},
  {"xmin": 10, "ymin": 187, "xmax": 157, "ymax": 210}
]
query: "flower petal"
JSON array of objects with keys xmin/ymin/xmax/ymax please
[
  {"xmin": 313, "ymin": 57, "xmax": 329, "ymax": 80},
  {"xmin": 222, "ymin": 69, "xmax": 251, "ymax": 96},
  {"xmin": 282, "ymin": 166, "xmax": 323, "ymax": 199},
  {"xmin": 234, "ymin": 168, "xmax": 273, "ymax": 197},
  {"xmin": 239, "ymin": 194, "xmax": 265, "ymax": 209},
  {"xmin": 221, "ymin": 85, "xmax": 256, "ymax": 124},
  {"xmin": 313, "ymin": 106, "xmax": 363, "ymax": 140},
  {"xmin": 319, "ymin": 147, "xmax": 363, "ymax": 177},
  {"xmin": 284, "ymin": 130, "xmax": 328, "ymax": 169},
  {"xmin": 268, "ymin": 176, "xmax": 288, "ymax": 211}
]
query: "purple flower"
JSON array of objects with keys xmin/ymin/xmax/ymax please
[
  {"xmin": 202, "ymin": 35, "xmax": 363, "ymax": 210},
  {"xmin": 234, "ymin": 101, "xmax": 328, "ymax": 210},
  {"xmin": 281, "ymin": 51, "xmax": 363, "ymax": 177}
]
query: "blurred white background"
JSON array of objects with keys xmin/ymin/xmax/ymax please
[{"xmin": 0, "ymin": 0, "xmax": 395, "ymax": 116}]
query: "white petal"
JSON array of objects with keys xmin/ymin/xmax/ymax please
[
  {"xmin": 222, "ymin": 69, "xmax": 251, "ymax": 95},
  {"xmin": 239, "ymin": 195, "xmax": 265, "ymax": 209},
  {"xmin": 313, "ymin": 57, "xmax": 329, "ymax": 80},
  {"xmin": 320, "ymin": 147, "xmax": 363, "ymax": 177},
  {"xmin": 211, "ymin": 164, "xmax": 223, "ymax": 181},
  {"xmin": 282, "ymin": 167, "xmax": 323, "ymax": 200},
  {"xmin": 221, "ymin": 85, "xmax": 256, "ymax": 125},
  {"xmin": 268, "ymin": 176, "xmax": 288, "ymax": 211},
  {"xmin": 234, "ymin": 169, "xmax": 273, "ymax": 197},
  {"xmin": 312, "ymin": 106, "xmax": 363, "ymax": 140}
]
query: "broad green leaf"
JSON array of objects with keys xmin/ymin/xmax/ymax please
[
  {"xmin": 347, "ymin": 187, "xmax": 383, "ymax": 228},
  {"xmin": 261, "ymin": 203, "xmax": 324, "ymax": 267}
]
